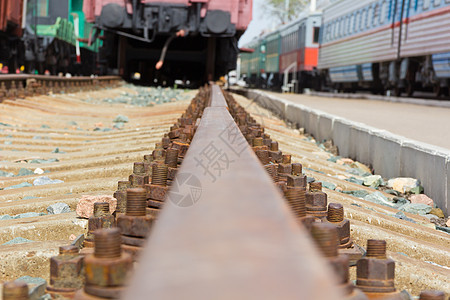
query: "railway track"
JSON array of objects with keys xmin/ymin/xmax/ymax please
[{"xmin": 0, "ymin": 81, "xmax": 448, "ymax": 299}]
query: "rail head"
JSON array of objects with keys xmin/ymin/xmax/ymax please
[{"xmin": 124, "ymin": 85, "xmax": 341, "ymax": 300}]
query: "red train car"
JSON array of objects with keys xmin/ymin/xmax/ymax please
[
  {"xmin": 0, "ymin": 0, "xmax": 25, "ymax": 73},
  {"xmin": 83, "ymin": 0, "xmax": 252, "ymax": 85}
]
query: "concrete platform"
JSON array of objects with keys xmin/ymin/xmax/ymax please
[{"xmin": 232, "ymin": 89, "xmax": 450, "ymax": 217}]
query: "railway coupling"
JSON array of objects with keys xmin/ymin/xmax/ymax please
[{"xmin": 1, "ymin": 84, "xmax": 446, "ymax": 300}]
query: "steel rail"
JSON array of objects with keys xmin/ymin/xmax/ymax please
[{"xmin": 124, "ymin": 85, "xmax": 341, "ymax": 300}]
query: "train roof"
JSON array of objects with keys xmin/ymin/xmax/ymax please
[{"xmin": 241, "ymin": 9, "xmax": 322, "ymax": 48}]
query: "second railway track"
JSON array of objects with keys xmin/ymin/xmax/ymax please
[{"xmin": 0, "ymin": 79, "xmax": 448, "ymax": 299}]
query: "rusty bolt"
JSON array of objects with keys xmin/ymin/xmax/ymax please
[
  {"xmin": 278, "ymin": 163, "xmax": 292, "ymax": 176},
  {"xmin": 162, "ymin": 136, "xmax": 171, "ymax": 149},
  {"xmin": 286, "ymin": 164, "xmax": 306, "ymax": 188},
  {"xmin": 129, "ymin": 162, "xmax": 149, "ymax": 187},
  {"xmin": 324, "ymin": 203, "xmax": 352, "ymax": 249},
  {"xmin": 282, "ymin": 154, "xmax": 291, "ymax": 164},
  {"xmin": 84, "ymin": 202, "xmax": 114, "ymax": 248},
  {"xmin": 264, "ymin": 164, "xmax": 278, "ymax": 182},
  {"xmin": 114, "ymin": 181, "xmax": 130, "ymax": 214},
  {"xmin": 310, "ymin": 181, "xmax": 322, "ymax": 192},
  {"xmin": 284, "ymin": 187, "xmax": 306, "ymax": 218},
  {"xmin": 419, "ymin": 291, "xmax": 445, "ymax": 300},
  {"xmin": 117, "ymin": 188, "xmax": 154, "ymax": 240},
  {"xmin": 356, "ymin": 240, "xmax": 398, "ymax": 295},
  {"xmin": 47, "ymin": 245, "xmax": 84, "ymax": 295},
  {"xmin": 270, "ymin": 141, "xmax": 279, "ymax": 151},
  {"xmin": 165, "ymin": 148, "xmax": 179, "ymax": 168},
  {"xmin": 152, "ymin": 164, "xmax": 168, "ymax": 186},
  {"xmin": 255, "ymin": 149, "xmax": 270, "ymax": 165},
  {"xmin": 84, "ymin": 228, "xmax": 132, "ymax": 296},
  {"xmin": 311, "ymin": 224, "xmax": 360, "ymax": 297},
  {"xmin": 306, "ymin": 186, "xmax": 327, "ymax": 219},
  {"xmin": 3, "ymin": 281, "xmax": 28, "ymax": 300},
  {"xmin": 310, "ymin": 224, "xmax": 367, "ymax": 299}
]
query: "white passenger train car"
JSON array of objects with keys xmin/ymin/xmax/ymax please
[{"xmin": 318, "ymin": 0, "xmax": 450, "ymax": 96}]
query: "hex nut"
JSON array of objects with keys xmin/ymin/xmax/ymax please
[
  {"xmin": 168, "ymin": 167, "xmax": 178, "ymax": 180},
  {"xmin": 323, "ymin": 218, "xmax": 351, "ymax": 248},
  {"xmin": 145, "ymin": 184, "xmax": 169, "ymax": 201},
  {"xmin": 113, "ymin": 190, "xmax": 127, "ymax": 214},
  {"xmin": 269, "ymin": 150, "xmax": 282, "ymax": 163},
  {"xmin": 356, "ymin": 257, "xmax": 395, "ymax": 292},
  {"xmin": 88, "ymin": 215, "xmax": 115, "ymax": 233},
  {"xmin": 50, "ymin": 255, "xmax": 85, "ymax": 289},
  {"xmin": 306, "ymin": 191, "xmax": 327, "ymax": 208},
  {"xmin": 286, "ymin": 174, "xmax": 307, "ymax": 188},
  {"xmin": 84, "ymin": 253, "xmax": 133, "ymax": 287},
  {"xmin": 129, "ymin": 174, "xmax": 149, "ymax": 187},
  {"xmin": 117, "ymin": 214, "xmax": 154, "ymax": 237},
  {"xmin": 278, "ymin": 163, "xmax": 292, "ymax": 174}
]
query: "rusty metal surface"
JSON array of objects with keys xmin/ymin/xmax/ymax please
[{"xmin": 123, "ymin": 86, "xmax": 341, "ymax": 300}]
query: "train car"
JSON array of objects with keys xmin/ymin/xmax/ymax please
[
  {"xmin": 278, "ymin": 11, "xmax": 321, "ymax": 93},
  {"xmin": 83, "ymin": 0, "xmax": 253, "ymax": 85},
  {"xmin": 0, "ymin": 0, "xmax": 25, "ymax": 73},
  {"xmin": 318, "ymin": 0, "xmax": 450, "ymax": 96},
  {"xmin": 264, "ymin": 30, "xmax": 281, "ymax": 89},
  {"xmin": 23, "ymin": 0, "xmax": 101, "ymax": 75},
  {"xmin": 239, "ymin": 10, "xmax": 321, "ymax": 92}
]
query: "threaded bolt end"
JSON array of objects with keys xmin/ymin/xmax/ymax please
[
  {"xmin": 327, "ymin": 203, "xmax": 344, "ymax": 222},
  {"xmin": 126, "ymin": 188, "xmax": 147, "ymax": 216},
  {"xmin": 284, "ymin": 187, "xmax": 306, "ymax": 218},
  {"xmin": 94, "ymin": 228, "xmax": 122, "ymax": 259},
  {"xmin": 59, "ymin": 245, "xmax": 79, "ymax": 255},
  {"xmin": 3, "ymin": 281, "xmax": 28, "ymax": 300},
  {"xmin": 165, "ymin": 148, "xmax": 179, "ymax": 168},
  {"xmin": 291, "ymin": 163, "xmax": 302, "ymax": 175},
  {"xmin": 252, "ymin": 137, "xmax": 264, "ymax": 147},
  {"xmin": 366, "ymin": 239, "xmax": 387, "ymax": 258},
  {"xmin": 93, "ymin": 202, "xmax": 110, "ymax": 217},
  {"xmin": 255, "ymin": 150, "xmax": 270, "ymax": 165},
  {"xmin": 264, "ymin": 164, "xmax": 278, "ymax": 182},
  {"xmin": 310, "ymin": 181, "xmax": 322, "ymax": 192},
  {"xmin": 152, "ymin": 164, "xmax": 168, "ymax": 186},
  {"xmin": 270, "ymin": 141, "xmax": 279, "ymax": 151},
  {"xmin": 311, "ymin": 223, "xmax": 339, "ymax": 258},
  {"xmin": 419, "ymin": 291, "xmax": 445, "ymax": 300}
]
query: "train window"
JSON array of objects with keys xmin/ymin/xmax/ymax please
[
  {"xmin": 367, "ymin": 7, "xmax": 373, "ymax": 28},
  {"xmin": 34, "ymin": 0, "xmax": 49, "ymax": 17},
  {"xmin": 360, "ymin": 9, "xmax": 366, "ymax": 31},
  {"xmin": 355, "ymin": 11, "xmax": 360, "ymax": 32},
  {"xmin": 434, "ymin": 0, "xmax": 441, "ymax": 6},
  {"xmin": 380, "ymin": 1, "xmax": 387, "ymax": 23},
  {"xmin": 334, "ymin": 19, "xmax": 339, "ymax": 38},
  {"xmin": 313, "ymin": 27, "xmax": 320, "ymax": 43},
  {"xmin": 349, "ymin": 14, "xmax": 354, "ymax": 34},
  {"xmin": 423, "ymin": 0, "xmax": 430, "ymax": 9},
  {"xmin": 373, "ymin": 3, "xmax": 379, "ymax": 26}
]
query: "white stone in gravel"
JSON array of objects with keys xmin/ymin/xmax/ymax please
[
  {"xmin": 34, "ymin": 168, "xmax": 44, "ymax": 174},
  {"xmin": 33, "ymin": 176, "xmax": 64, "ymax": 186},
  {"xmin": 47, "ymin": 203, "xmax": 71, "ymax": 214}
]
